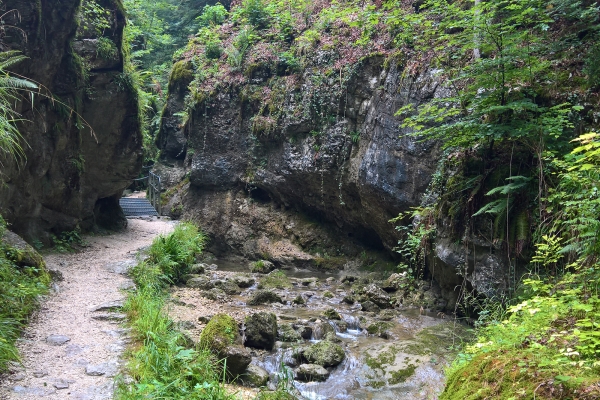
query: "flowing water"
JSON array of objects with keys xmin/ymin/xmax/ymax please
[{"xmin": 172, "ymin": 258, "xmax": 470, "ymax": 399}]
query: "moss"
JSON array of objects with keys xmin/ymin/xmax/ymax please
[
  {"xmin": 367, "ymin": 380, "xmax": 385, "ymax": 389},
  {"xmin": 258, "ymin": 270, "xmax": 291, "ymax": 289},
  {"xmin": 323, "ymin": 290, "xmax": 334, "ymax": 299},
  {"xmin": 321, "ymin": 308, "xmax": 341, "ymax": 320},
  {"xmin": 388, "ymin": 365, "xmax": 416, "ymax": 385},
  {"xmin": 365, "ymin": 349, "xmax": 396, "ymax": 371},
  {"xmin": 304, "ymin": 340, "xmax": 345, "ymax": 367},
  {"xmin": 199, "ymin": 313, "xmax": 238, "ymax": 353},
  {"xmin": 168, "ymin": 60, "xmax": 193, "ymax": 93}
]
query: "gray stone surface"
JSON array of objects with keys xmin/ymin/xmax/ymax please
[{"xmin": 46, "ymin": 335, "xmax": 71, "ymax": 346}]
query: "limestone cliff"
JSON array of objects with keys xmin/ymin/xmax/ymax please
[{"xmin": 0, "ymin": 0, "xmax": 142, "ymax": 241}]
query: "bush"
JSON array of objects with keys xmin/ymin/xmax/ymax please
[
  {"xmin": 241, "ymin": 0, "xmax": 270, "ymax": 29},
  {"xmin": 197, "ymin": 3, "xmax": 228, "ymax": 27},
  {"xmin": 96, "ymin": 37, "xmax": 119, "ymax": 60},
  {"xmin": 119, "ymin": 223, "xmax": 232, "ymax": 400}
]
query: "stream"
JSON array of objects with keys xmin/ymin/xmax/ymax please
[{"xmin": 168, "ymin": 257, "xmax": 470, "ymax": 399}]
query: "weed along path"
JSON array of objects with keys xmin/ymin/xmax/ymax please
[{"xmin": 0, "ymin": 218, "xmax": 174, "ymax": 400}]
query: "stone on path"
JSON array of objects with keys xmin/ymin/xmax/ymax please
[
  {"xmin": 32, "ymin": 370, "xmax": 48, "ymax": 378},
  {"xmin": 53, "ymin": 379, "xmax": 70, "ymax": 390},
  {"xmin": 85, "ymin": 361, "xmax": 119, "ymax": 377},
  {"xmin": 13, "ymin": 386, "xmax": 56, "ymax": 396},
  {"xmin": 89, "ymin": 299, "xmax": 125, "ymax": 312},
  {"xmin": 91, "ymin": 313, "xmax": 127, "ymax": 322},
  {"xmin": 46, "ymin": 334, "xmax": 71, "ymax": 346},
  {"xmin": 103, "ymin": 259, "xmax": 137, "ymax": 274}
]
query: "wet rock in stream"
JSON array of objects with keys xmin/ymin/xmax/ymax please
[
  {"xmin": 278, "ymin": 323, "xmax": 302, "ymax": 342},
  {"xmin": 247, "ymin": 290, "xmax": 283, "ymax": 305},
  {"xmin": 302, "ymin": 340, "xmax": 345, "ymax": 367},
  {"xmin": 244, "ymin": 312, "xmax": 278, "ymax": 350},
  {"xmin": 295, "ymin": 364, "xmax": 330, "ymax": 382}
]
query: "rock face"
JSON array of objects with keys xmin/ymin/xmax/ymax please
[
  {"xmin": 156, "ymin": 39, "xmax": 514, "ymax": 304},
  {"xmin": 157, "ymin": 56, "xmax": 440, "ymax": 257},
  {"xmin": 0, "ymin": 0, "xmax": 142, "ymax": 242}
]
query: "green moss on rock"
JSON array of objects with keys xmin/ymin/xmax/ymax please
[
  {"xmin": 168, "ymin": 60, "xmax": 193, "ymax": 93},
  {"xmin": 304, "ymin": 340, "xmax": 345, "ymax": 367},
  {"xmin": 199, "ymin": 313, "xmax": 239, "ymax": 353}
]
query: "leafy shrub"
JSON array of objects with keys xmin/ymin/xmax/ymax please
[
  {"xmin": 241, "ymin": 0, "xmax": 271, "ymax": 29},
  {"xmin": 197, "ymin": 3, "xmax": 228, "ymax": 27}
]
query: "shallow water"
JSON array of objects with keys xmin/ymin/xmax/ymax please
[{"xmin": 181, "ymin": 258, "xmax": 470, "ymax": 399}]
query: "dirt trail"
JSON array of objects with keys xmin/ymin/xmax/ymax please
[{"xmin": 0, "ymin": 218, "xmax": 174, "ymax": 400}]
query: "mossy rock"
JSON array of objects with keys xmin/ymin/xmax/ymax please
[
  {"xmin": 259, "ymin": 270, "xmax": 291, "ymax": 289},
  {"xmin": 199, "ymin": 314, "xmax": 239, "ymax": 353},
  {"xmin": 295, "ymin": 363, "xmax": 330, "ymax": 382},
  {"xmin": 321, "ymin": 308, "xmax": 341, "ymax": 320},
  {"xmin": 293, "ymin": 295, "xmax": 305, "ymax": 305},
  {"xmin": 304, "ymin": 340, "xmax": 345, "ymax": 367},
  {"xmin": 1, "ymin": 231, "xmax": 46, "ymax": 270},
  {"xmin": 323, "ymin": 290, "xmax": 334, "ymax": 299},
  {"xmin": 244, "ymin": 312, "xmax": 278, "ymax": 350},
  {"xmin": 247, "ymin": 289, "xmax": 283, "ymax": 306},
  {"xmin": 250, "ymin": 260, "xmax": 275, "ymax": 274},
  {"xmin": 168, "ymin": 60, "xmax": 193, "ymax": 92},
  {"xmin": 241, "ymin": 363, "xmax": 269, "ymax": 387},
  {"xmin": 278, "ymin": 323, "xmax": 302, "ymax": 342},
  {"xmin": 366, "ymin": 321, "xmax": 393, "ymax": 337}
]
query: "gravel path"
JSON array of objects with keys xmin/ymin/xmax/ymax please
[{"xmin": 0, "ymin": 218, "xmax": 174, "ymax": 400}]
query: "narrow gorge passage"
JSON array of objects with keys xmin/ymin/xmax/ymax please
[{"xmin": 0, "ymin": 219, "xmax": 174, "ymax": 400}]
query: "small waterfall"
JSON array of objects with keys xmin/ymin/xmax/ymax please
[{"xmin": 341, "ymin": 314, "xmax": 361, "ymax": 330}]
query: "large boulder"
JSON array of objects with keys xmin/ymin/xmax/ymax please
[
  {"xmin": 0, "ymin": 0, "xmax": 142, "ymax": 241},
  {"xmin": 1, "ymin": 231, "xmax": 45, "ymax": 269},
  {"xmin": 244, "ymin": 312, "xmax": 278, "ymax": 350}
]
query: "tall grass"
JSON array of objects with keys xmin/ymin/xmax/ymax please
[
  {"xmin": 117, "ymin": 223, "xmax": 233, "ymax": 400},
  {"xmin": 0, "ymin": 216, "xmax": 50, "ymax": 371}
]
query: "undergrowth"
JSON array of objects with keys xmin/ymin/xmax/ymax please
[
  {"xmin": 441, "ymin": 134, "xmax": 600, "ymax": 400},
  {"xmin": 117, "ymin": 222, "xmax": 233, "ymax": 399},
  {"xmin": 0, "ymin": 215, "xmax": 49, "ymax": 372}
]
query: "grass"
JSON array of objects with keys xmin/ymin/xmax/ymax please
[
  {"xmin": 117, "ymin": 222, "xmax": 233, "ymax": 400},
  {"xmin": 0, "ymin": 215, "xmax": 50, "ymax": 372}
]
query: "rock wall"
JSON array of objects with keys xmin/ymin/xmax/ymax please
[
  {"xmin": 0, "ymin": 0, "xmax": 142, "ymax": 242},
  {"xmin": 158, "ymin": 55, "xmax": 442, "ymax": 262},
  {"xmin": 157, "ymin": 50, "xmax": 518, "ymax": 308}
]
